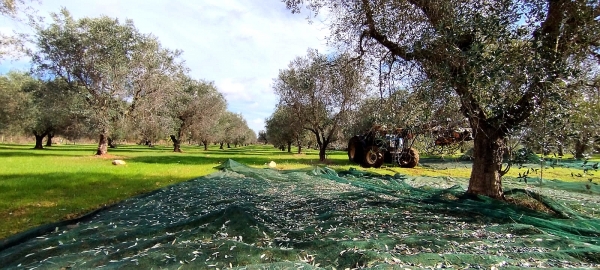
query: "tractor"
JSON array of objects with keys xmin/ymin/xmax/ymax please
[{"xmin": 347, "ymin": 124, "xmax": 473, "ymax": 168}]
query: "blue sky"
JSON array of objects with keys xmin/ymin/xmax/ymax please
[{"xmin": 0, "ymin": 0, "xmax": 330, "ymax": 134}]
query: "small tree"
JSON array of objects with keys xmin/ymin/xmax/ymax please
[
  {"xmin": 274, "ymin": 49, "xmax": 367, "ymax": 161},
  {"xmin": 167, "ymin": 79, "xmax": 225, "ymax": 152},
  {"xmin": 25, "ymin": 78, "xmax": 84, "ymax": 149},
  {"xmin": 257, "ymin": 130, "xmax": 268, "ymax": 144},
  {"xmin": 0, "ymin": 72, "xmax": 32, "ymax": 137},
  {"xmin": 266, "ymin": 105, "xmax": 306, "ymax": 153},
  {"xmin": 214, "ymin": 112, "xmax": 251, "ymax": 149}
]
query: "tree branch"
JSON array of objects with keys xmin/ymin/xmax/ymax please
[
  {"xmin": 360, "ymin": 0, "xmax": 417, "ymax": 61},
  {"xmin": 500, "ymin": 0, "xmax": 569, "ymax": 131},
  {"xmin": 406, "ymin": 0, "xmax": 445, "ymax": 31}
]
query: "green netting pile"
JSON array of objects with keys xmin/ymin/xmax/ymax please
[{"xmin": 1, "ymin": 159, "xmax": 600, "ymax": 269}]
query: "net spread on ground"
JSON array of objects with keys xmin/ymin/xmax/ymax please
[{"xmin": 1, "ymin": 159, "xmax": 599, "ymax": 269}]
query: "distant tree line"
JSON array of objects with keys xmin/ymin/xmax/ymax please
[{"xmin": 0, "ymin": 8, "xmax": 256, "ymax": 153}]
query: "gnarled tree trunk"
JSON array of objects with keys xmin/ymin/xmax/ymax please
[
  {"xmin": 310, "ymin": 129, "xmax": 332, "ymax": 162},
  {"xmin": 96, "ymin": 132, "xmax": 108, "ymax": 155},
  {"xmin": 574, "ymin": 140, "xmax": 587, "ymax": 160},
  {"xmin": 296, "ymin": 137, "xmax": 303, "ymax": 154},
  {"xmin": 466, "ymin": 123, "xmax": 506, "ymax": 199},
  {"xmin": 108, "ymin": 137, "xmax": 117, "ymax": 148},
  {"xmin": 202, "ymin": 140, "xmax": 209, "ymax": 150},
  {"xmin": 34, "ymin": 131, "xmax": 47, "ymax": 149},
  {"xmin": 318, "ymin": 141, "xmax": 329, "ymax": 161},
  {"xmin": 170, "ymin": 135, "xmax": 182, "ymax": 152},
  {"xmin": 45, "ymin": 132, "xmax": 54, "ymax": 147}
]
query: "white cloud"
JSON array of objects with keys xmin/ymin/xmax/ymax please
[
  {"xmin": 217, "ymin": 79, "xmax": 252, "ymax": 102},
  {"xmin": 0, "ymin": 0, "xmax": 330, "ymax": 134}
]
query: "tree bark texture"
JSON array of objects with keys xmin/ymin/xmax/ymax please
[
  {"xmin": 96, "ymin": 132, "xmax": 108, "ymax": 155},
  {"xmin": 318, "ymin": 144, "xmax": 328, "ymax": 161},
  {"xmin": 467, "ymin": 124, "xmax": 506, "ymax": 199},
  {"xmin": 170, "ymin": 135, "xmax": 182, "ymax": 152},
  {"xmin": 34, "ymin": 133, "xmax": 46, "ymax": 149},
  {"xmin": 574, "ymin": 140, "xmax": 587, "ymax": 160},
  {"xmin": 108, "ymin": 137, "xmax": 117, "ymax": 148},
  {"xmin": 45, "ymin": 132, "xmax": 54, "ymax": 147}
]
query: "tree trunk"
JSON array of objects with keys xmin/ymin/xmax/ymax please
[
  {"xmin": 574, "ymin": 140, "xmax": 587, "ymax": 160},
  {"xmin": 45, "ymin": 132, "xmax": 54, "ymax": 147},
  {"xmin": 287, "ymin": 141, "xmax": 292, "ymax": 153},
  {"xmin": 203, "ymin": 140, "xmax": 208, "ymax": 150},
  {"xmin": 227, "ymin": 143, "xmax": 231, "ymax": 148},
  {"xmin": 297, "ymin": 144, "xmax": 302, "ymax": 154},
  {"xmin": 558, "ymin": 144, "xmax": 564, "ymax": 157},
  {"xmin": 466, "ymin": 125, "xmax": 505, "ymax": 199},
  {"xmin": 311, "ymin": 129, "xmax": 327, "ymax": 161},
  {"xmin": 170, "ymin": 135, "xmax": 182, "ymax": 152},
  {"xmin": 108, "ymin": 137, "xmax": 117, "ymax": 148},
  {"xmin": 318, "ymin": 145, "xmax": 327, "ymax": 161},
  {"xmin": 96, "ymin": 132, "xmax": 108, "ymax": 155},
  {"xmin": 219, "ymin": 142, "xmax": 224, "ymax": 149},
  {"xmin": 34, "ymin": 132, "xmax": 46, "ymax": 149}
]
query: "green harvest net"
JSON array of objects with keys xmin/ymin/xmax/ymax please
[{"xmin": 1, "ymin": 159, "xmax": 600, "ymax": 269}]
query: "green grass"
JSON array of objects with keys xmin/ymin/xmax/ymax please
[
  {"xmin": 0, "ymin": 143, "xmax": 352, "ymax": 239},
  {"xmin": 0, "ymin": 142, "xmax": 597, "ymax": 240}
]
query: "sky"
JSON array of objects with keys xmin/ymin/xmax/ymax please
[{"xmin": 0, "ymin": 0, "xmax": 331, "ymax": 134}]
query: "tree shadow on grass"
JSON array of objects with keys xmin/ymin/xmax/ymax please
[
  {"xmin": 0, "ymin": 144, "xmax": 98, "ymax": 157},
  {"xmin": 0, "ymin": 171, "xmax": 195, "ymax": 240},
  {"xmin": 126, "ymin": 154, "xmax": 346, "ymax": 167},
  {"xmin": 0, "ymin": 143, "xmax": 351, "ymax": 167},
  {"xmin": 0, "ymin": 151, "xmax": 90, "ymax": 158},
  {"xmin": 125, "ymin": 145, "xmax": 350, "ymax": 167}
]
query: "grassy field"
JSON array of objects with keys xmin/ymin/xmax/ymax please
[
  {"xmin": 0, "ymin": 143, "xmax": 353, "ymax": 239},
  {"xmin": 0, "ymin": 143, "xmax": 597, "ymax": 240}
]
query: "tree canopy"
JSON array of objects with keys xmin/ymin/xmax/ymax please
[
  {"xmin": 30, "ymin": 9, "xmax": 187, "ymax": 154},
  {"xmin": 284, "ymin": 0, "xmax": 600, "ymax": 198},
  {"xmin": 0, "ymin": 7, "xmax": 256, "ymax": 150},
  {"xmin": 274, "ymin": 49, "xmax": 368, "ymax": 161}
]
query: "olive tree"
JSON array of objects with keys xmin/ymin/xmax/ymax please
[
  {"xmin": 569, "ymin": 77, "xmax": 600, "ymax": 158},
  {"xmin": 0, "ymin": 0, "xmax": 34, "ymax": 61},
  {"xmin": 214, "ymin": 112, "xmax": 251, "ymax": 149},
  {"xmin": 129, "ymin": 96, "xmax": 173, "ymax": 147},
  {"xmin": 0, "ymin": 72, "xmax": 35, "ymax": 141},
  {"xmin": 265, "ymin": 105, "xmax": 306, "ymax": 153},
  {"xmin": 31, "ymin": 9, "xmax": 184, "ymax": 155},
  {"xmin": 169, "ymin": 78, "xmax": 226, "ymax": 152},
  {"xmin": 257, "ymin": 130, "xmax": 268, "ymax": 144},
  {"xmin": 274, "ymin": 49, "xmax": 367, "ymax": 161},
  {"xmin": 285, "ymin": 0, "xmax": 600, "ymax": 199},
  {"xmin": 25, "ymin": 78, "xmax": 85, "ymax": 148},
  {"xmin": 233, "ymin": 126, "xmax": 256, "ymax": 147}
]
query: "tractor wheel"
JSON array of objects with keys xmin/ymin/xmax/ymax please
[
  {"xmin": 347, "ymin": 136, "xmax": 361, "ymax": 162},
  {"xmin": 398, "ymin": 147, "xmax": 420, "ymax": 168},
  {"xmin": 363, "ymin": 146, "xmax": 383, "ymax": 168},
  {"xmin": 373, "ymin": 151, "xmax": 385, "ymax": 168}
]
